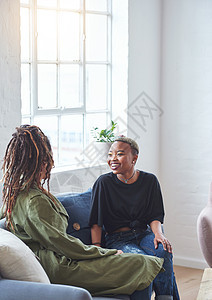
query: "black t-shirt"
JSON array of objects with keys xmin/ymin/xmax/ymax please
[{"xmin": 89, "ymin": 171, "xmax": 165, "ymax": 234}]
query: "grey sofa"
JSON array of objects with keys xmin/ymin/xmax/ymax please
[{"xmin": 0, "ymin": 189, "xmax": 130, "ymax": 300}]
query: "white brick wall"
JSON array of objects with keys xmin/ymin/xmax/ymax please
[
  {"xmin": 0, "ymin": 0, "xmax": 21, "ymax": 203},
  {"xmin": 50, "ymin": 164, "xmax": 110, "ymax": 195},
  {"xmin": 128, "ymin": 0, "xmax": 161, "ymax": 175},
  {"xmin": 128, "ymin": 0, "xmax": 212, "ymax": 269},
  {"xmin": 160, "ymin": 0, "xmax": 212, "ymax": 268}
]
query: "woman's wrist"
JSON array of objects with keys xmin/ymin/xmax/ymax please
[{"xmin": 92, "ymin": 242, "xmax": 101, "ymax": 246}]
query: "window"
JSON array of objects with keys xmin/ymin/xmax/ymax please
[{"xmin": 20, "ymin": 0, "xmax": 112, "ymax": 167}]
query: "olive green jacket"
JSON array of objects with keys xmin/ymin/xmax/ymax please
[{"xmin": 0, "ymin": 186, "xmax": 164, "ymax": 296}]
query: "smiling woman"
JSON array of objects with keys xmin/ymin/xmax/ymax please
[
  {"xmin": 107, "ymin": 137, "xmax": 139, "ymax": 184},
  {"xmin": 89, "ymin": 136, "xmax": 180, "ymax": 300}
]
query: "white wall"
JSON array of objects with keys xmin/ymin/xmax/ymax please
[
  {"xmin": 50, "ymin": 164, "xmax": 110, "ymax": 195},
  {"xmin": 160, "ymin": 0, "xmax": 212, "ymax": 268},
  {"xmin": 128, "ymin": 0, "xmax": 162, "ymax": 175},
  {"xmin": 111, "ymin": 0, "xmax": 128, "ymax": 134},
  {"xmin": 0, "ymin": 0, "xmax": 21, "ymax": 204},
  {"xmin": 128, "ymin": 0, "xmax": 212, "ymax": 269}
]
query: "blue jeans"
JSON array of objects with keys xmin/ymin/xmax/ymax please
[
  {"xmin": 131, "ymin": 283, "xmax": 153, "ymax": 300},
  {"xmin": 105, "ymin": 227, "xmax": 180, "ymax": 300}
]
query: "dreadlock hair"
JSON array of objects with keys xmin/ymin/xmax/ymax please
[{"xmin": 2, "ymin": 125, "xmax": 55, "ymax": 230}]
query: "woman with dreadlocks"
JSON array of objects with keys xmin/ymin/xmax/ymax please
[{"xmin": 0, "ymin": 125, "xmax": 164, "ymax": 300}]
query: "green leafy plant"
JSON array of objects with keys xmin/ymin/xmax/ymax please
[{"xmin": 91, "ymin": 120, "xmax": 117, "ymax": 142}]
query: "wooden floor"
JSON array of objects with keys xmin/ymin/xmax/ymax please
[
  {"xmin": 174, "ymin": 265, "xmax": 204, "ymax": 300},
  {"xmin": 151, "ymin": 265, "xmax": 204, "ymax": 300}
]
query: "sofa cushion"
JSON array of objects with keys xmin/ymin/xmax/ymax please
[
  {"xmin": 0, "ymin": 218, "xmax": 6, "ymax": 230},
  {"xmin": 57, "ymin": 189, "xmax": 92, "ymax": 245},
  {"xmin": 0, "ymin": 228, "xmax": 50, "ymax": 283}
]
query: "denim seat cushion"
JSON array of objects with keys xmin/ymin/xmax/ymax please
[{"xmin": 57, "ymin": 189, "xmax": 92, "ymax": 245}]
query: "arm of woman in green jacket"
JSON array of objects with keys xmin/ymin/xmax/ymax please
[{"xmin": 24, "ymin": 195, "xmax": 117, "ymax": 260}]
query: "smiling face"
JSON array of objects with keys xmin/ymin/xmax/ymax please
[{"xmin": 107, "ymin": 141, "xmax": 138, "ymax": 176}]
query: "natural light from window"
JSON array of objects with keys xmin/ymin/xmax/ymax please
[{"xmin": 20, "ymin": 0, "xmax": 112, "ymax": 167}]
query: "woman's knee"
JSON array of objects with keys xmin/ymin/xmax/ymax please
[
  {"xmin": 141, "ymin": 243, "xmax": 173, "ymax": 261},
  {"xmin": 156, "ymin": 244, "xmax": 173, "ymax": 260}
]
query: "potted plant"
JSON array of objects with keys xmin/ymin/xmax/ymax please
[
  {"xmin": 91, "ymin": 120, "xmax": 117, "ymax": 162},
  {"xmin": 91, "ymin": 120, "xmax": 117, "ymax": 142}
]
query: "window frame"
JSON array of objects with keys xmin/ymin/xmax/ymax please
[{"xmin": 20, "ymin": 0, "xmax": 112, "ymax": 167}]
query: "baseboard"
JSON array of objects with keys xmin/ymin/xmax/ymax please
[{"xmin": 174, "ymin": 255, "xmax": 208, "ymax": 270}]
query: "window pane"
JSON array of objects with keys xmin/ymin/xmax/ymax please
[
  {"xmin": 34, "ymin": 115, "xmax": 58, "ymax": 165},
  {"xmin": 21, "ymin": 117, "xmax": 31, "ymax": 125},
  {"xmin": 86, "ymin": 65, "xmax": 107, "ymax": 110},
  {"xmin": 20, "ymin": 7, "xmax": 30, "ymax": 61},
  {"xmin": 60, "ymin": 115, "xmax": 83, "ymax": 165},
  {"xmin": 20, "ymin": 0, "xmax": 29, "ymax": 4},
  {"xmin": 59, "ymin": 65, "xmax": 81, "ymax": 108},
  {"xmin": 86, "ymin": 113, "xmax": 107, "ymax": 145},
  {"xmin": 37, "ymin": 9, "xmax": 57, "ymax": 60},
  {"xmin": 38, "ymin": 64, "xmax": 57, "ymax": 109},
  {"xmin": 21, "ymin": 64, "xmax": 31, "ymax": 115},
  {"xmin": 37, "ymin": 0, "xmax": 57, "ymax": 8},
  {"xmin": 60, "ymin": 0, "xmax": 80, "ymax": 10},
  {"xmin": 86, "ymin": 14, "xmax": 107, "ymax": 61},
  {"xmin": 59, "ymin": 12, "xmax": 80, "ymax": 61},
  {"xmin": 86, "ymin": 0, "xmax": 107, "ymax": 11}
]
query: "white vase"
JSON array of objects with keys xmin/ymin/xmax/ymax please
[{"xmin": 93, "ymin": 142, "xmax": 113, "ymax": 163}]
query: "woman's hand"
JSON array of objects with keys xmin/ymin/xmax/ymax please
[
  {"xmin": 115, "ymin": 250, "xmax": 123, "ymax": 255},
  {"xmin": 154, "ymin": 232, "xmax": 172, "ymax": 253},
  {"xmin": 150, "ymin": 220, "xmax": 172, "ymax": 253}
]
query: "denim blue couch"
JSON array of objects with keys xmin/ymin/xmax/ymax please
[{"xmin": 0, "ymin": 189, "xmax": 129, "ymax": 300}]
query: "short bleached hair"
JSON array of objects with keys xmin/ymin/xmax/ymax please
[{"xmin": 114, "ymin": 136, "xmax": 139, "ymax": 155}]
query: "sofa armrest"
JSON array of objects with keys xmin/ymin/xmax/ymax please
[
  {"xmin": 0, "ymin": 218, "xmax": 6, "ymax": 229},
  {"xmin": 0, "ymin": 278, "xmax": 92, "ymax": 300}
]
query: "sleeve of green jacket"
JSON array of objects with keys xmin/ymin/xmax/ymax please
[{"xmin": 24, "ymin": 194, "xmax": 117, "ymax": 260}]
